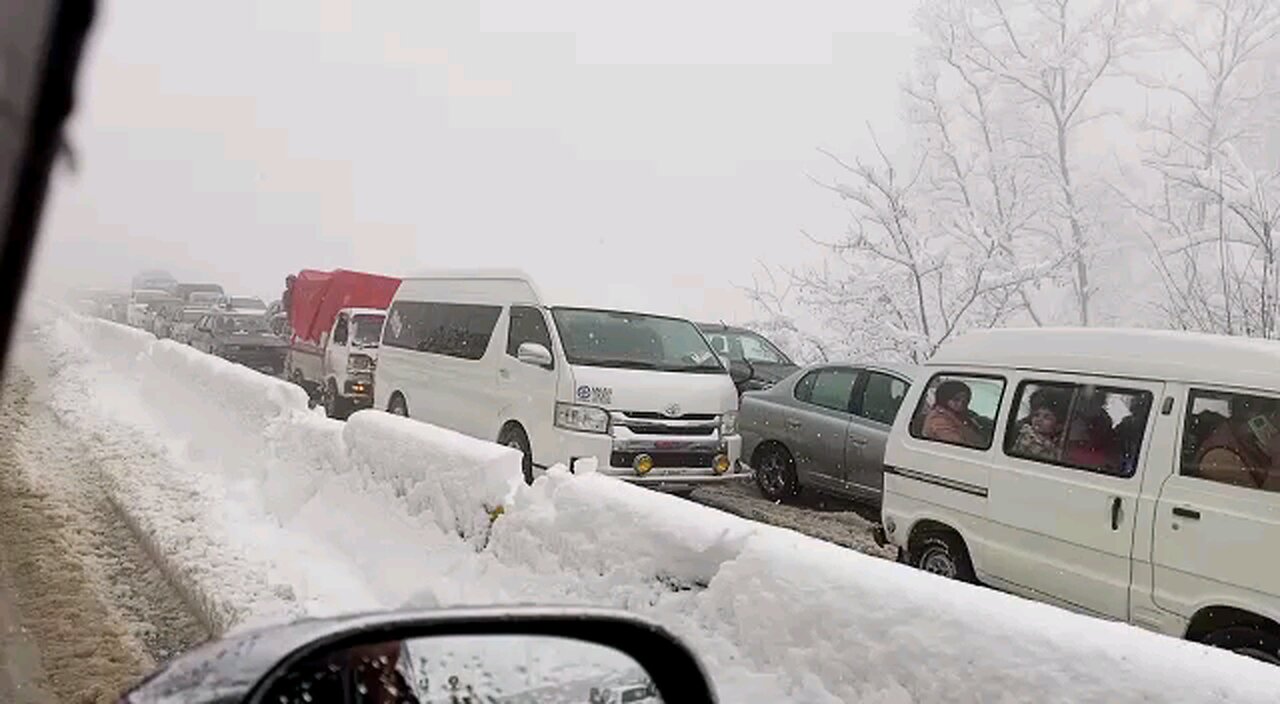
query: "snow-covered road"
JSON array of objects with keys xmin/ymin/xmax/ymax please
[{"xmin": 9, "ymin": 304, "xmax": 1280, "ymax": 703}]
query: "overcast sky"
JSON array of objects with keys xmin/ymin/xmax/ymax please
[{"xmin": 35, "ymin": 0, "xmax": 918, "ymax": 321}]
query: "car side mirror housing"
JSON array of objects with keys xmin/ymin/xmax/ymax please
[
  {"xmin": 517, "ymin": 341, "xmax": 554, "ymax": 368},
  {"xmin": 728, "ymin": 359, "xmax": 754, "ymax": 385},
  {"xmin": 120, "ymin": 607, "xmax": 716, "ymax": 703}
]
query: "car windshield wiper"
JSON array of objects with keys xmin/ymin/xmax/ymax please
[{"xmin": 578, "ymin": 358, "xmax": 661, "ymax": 370}]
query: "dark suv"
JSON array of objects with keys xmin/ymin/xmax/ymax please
[
  {"xmin": 697, "ymin": 323, "xmax": 800, "ymax": 395},
  {"xmin": 190, "ymin": 311, "xmax": 288, "ymax": 376}
]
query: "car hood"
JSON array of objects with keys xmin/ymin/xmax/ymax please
[{"xmin": 568, "ymin": 365, "xmax": 738, "ymax": 414}]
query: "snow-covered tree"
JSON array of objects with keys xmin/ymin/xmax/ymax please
[{"xmin": 1129, "ymin": 0, "xmax": 1280, "ymax": 336}]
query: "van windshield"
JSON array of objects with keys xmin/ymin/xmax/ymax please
[{"xmin": 551, "ymin": 307, "xmax": 725, "ymax": 373}]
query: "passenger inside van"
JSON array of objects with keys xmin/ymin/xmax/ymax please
[
  {"xmin": 1189, "ymin": 394, "xmax": 1280, "ymax": 490},
  {"xmin": 921, "ymin": 380, "xmax": 987, "ymax": 448},
  {"xmin": 1010, "ymin": 388, "xmax": 1067, "ymax": 461}
]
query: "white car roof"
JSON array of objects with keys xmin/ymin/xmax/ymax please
[{"xmin": 929, "ymin": 327, "xmax": 1280, "ymax": 391}]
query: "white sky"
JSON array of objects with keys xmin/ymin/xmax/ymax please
[{"xmin": 36, "ymin": 0, "xmax": 918, "ymax": 322}]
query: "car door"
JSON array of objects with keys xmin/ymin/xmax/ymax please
[
  {"xmin": 846, "ymin": 369, "xmax": 911, "ymax": 493},
  {"xmin": 786, "ymin": 366, "xmax": 860, "ymax": 491},
  {"xmin": 498, "ymin": 306, "xmax": 559, "ymax": 466},
  {"xmin": 985, "ymin": 372, "xmax": 1162, "ymax": 620}
]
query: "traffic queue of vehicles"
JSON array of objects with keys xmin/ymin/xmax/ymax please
[{"xmin": 72, "ymin": 270, "xmax": 1280, "ymax": 665}]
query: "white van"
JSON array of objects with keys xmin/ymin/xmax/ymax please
[
  {"xmin": 372, "ymin": 271, "xmax": 746, "ymax": 490},
  {"xmin": 877, "ymin": 327, "xmax": 1280, "ymax": 662}
]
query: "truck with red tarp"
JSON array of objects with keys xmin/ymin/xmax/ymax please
[{"xmin": 285, "ymin": 269, "xmax": 401, "ymax": 418}]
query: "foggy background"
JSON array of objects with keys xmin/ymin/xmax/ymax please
[{"xmin": 32, "ymin": 0, "xmax": 917, "ymax": 321}]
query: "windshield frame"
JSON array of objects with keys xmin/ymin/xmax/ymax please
[{"xmin": 549, "ymin": 306, "xmax": 726, "ymax": 374}]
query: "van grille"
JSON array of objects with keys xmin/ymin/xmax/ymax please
[{"xmin": 610, "ymin": 410, "xmax": 718, "ymax": 437}]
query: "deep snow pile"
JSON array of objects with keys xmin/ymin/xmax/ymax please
[{"xmin": 20, "ymin": 304, "xmax": 1280, "ymax": 703}]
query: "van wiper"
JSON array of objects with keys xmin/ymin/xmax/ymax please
[{"xmin": 582, "ymin": 358, "xmax": 661, "ymax": 370}]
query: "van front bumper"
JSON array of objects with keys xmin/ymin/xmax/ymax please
[{"xmin": 557, "ymin": 430, "xmax": 746, "ymax": 487}]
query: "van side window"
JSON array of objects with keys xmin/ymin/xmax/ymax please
[
  {"xmin": 853, "ymin": 371, "xmax": 909, "ymax": 426},
  {"xmin": 381, "ymin": 301, "xmax": 502, "ymax": 361},
  {"xmin": 909, "ymin": 374, "xmax": 1005, "ymax": 450},
  {"xmin": 1003, "ymin": 381, "xmax": 1152, "ymax": 477},
  {"xmin": 506, "ymin": 306, "xmax": 553, "ymax": 365},
  {"xmin": 1181, "ymin": 389, "xmax": 1280, "ymax": 492},
  {"xmin": 795, "ymin": 367, "xmax": 858, "ymax": 413}
]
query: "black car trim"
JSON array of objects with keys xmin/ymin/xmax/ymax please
[{"xmin": 883, "ymin": 465, "xmax": 988, "ymax": 497}]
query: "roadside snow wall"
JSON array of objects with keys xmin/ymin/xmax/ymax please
[{"xmin": 28, "ymin": 307, "xmax": 1280, "ymax": 704}]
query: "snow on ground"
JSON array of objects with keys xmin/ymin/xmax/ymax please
[{"xmin": 18, "ymin": 303, "xmax": 1280, "ymax": 703}]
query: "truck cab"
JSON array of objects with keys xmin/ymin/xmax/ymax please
[{"xmin": 289, "ymin": 307, "xmax": 387, "ymax": 418}]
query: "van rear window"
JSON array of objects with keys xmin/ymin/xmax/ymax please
[{"xmin": 909, "ymin": 373, "xmax": 1005, "ymax": 450}]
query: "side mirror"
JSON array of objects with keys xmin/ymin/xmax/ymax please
[
  {"xmin": 120, "ymin": 607, "xmax": 715, "ymax": 703},
  {"xmin": 728, "ymin": 359, "xmax": 754, "ymax": 385},
  {"xmin": 517, "ymin": 341, "xmax": 554, "ymax": 368}
]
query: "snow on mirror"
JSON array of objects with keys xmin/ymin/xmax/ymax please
[{"xmin": 265, "ymin": 634, "xmax": 662, "ymax": 703}]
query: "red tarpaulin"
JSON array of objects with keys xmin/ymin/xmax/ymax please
[{"xmin": 288, "ymin": 269, "xmax": 401, "ymax": 344}]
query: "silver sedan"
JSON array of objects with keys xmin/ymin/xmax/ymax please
[{"xmin": 739, "ymin": 362, "xmax": 918, "ymax": 504}]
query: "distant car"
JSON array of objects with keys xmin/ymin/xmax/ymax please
[
  {"xmin": 169, "ymin": 306, "xmax": 211, "ymax": 345},
  {"xmin": 216, "ymin": 294, "xmax": 268, "ymax": 313},
  {"xmin": 739, "ymin": 362, "xmax": 917, "ymax": 503},
  {"xmin": 131, "ymin": 269, "xmax": 178, "ymax": 294},
  {"xmin": 697, "ymin": 323, "xmax": 800, "ymax": 395},
  {"xmin": 127, "ymin": 289, "xmax": 181, "ymax": 332},
  {"xmin": 190, "ymin": 311, "xmax": 289, "ymax": 375},
  {"xmin": 173, "ymin": 282, "xmax": 224, "ymax": 302}
]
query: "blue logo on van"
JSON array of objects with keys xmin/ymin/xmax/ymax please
[{"xmin": 576, "ymin": 385, "xmax": 591, "ymax": 401}]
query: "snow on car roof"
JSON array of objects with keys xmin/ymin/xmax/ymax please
[{"xmin": 930, "ymin": 327, "xmax": 1280, "ymax": 389}]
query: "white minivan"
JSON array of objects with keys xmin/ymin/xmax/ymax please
[
  {"xmin": 372, "ymin": 270, "xmax": 747, "ymax": 490},
  {"xmin": 878, "ymin": 327, "xmax": 1280, "ymax": 662}
]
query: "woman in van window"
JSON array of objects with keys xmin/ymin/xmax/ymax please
[
  {"xmin": 1012, "ymin": 388, "xmax": 1066, "ymax": 461},
  {"xmin": 923, "ymin": 380, "xmax": 985, "ymax": 447},
  {"xmin": 1194, "ymin": 397, "xmax": 1280, "ymax": 490}
]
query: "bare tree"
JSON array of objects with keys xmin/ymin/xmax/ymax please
[{"xmin": 1130, "ymin": 0, "xmax": 1280, "ymax": 336}]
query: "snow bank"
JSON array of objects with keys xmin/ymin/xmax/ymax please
[{"xmin": 28, "ymin": 309, "xmax": 1280, "ymax": 703}]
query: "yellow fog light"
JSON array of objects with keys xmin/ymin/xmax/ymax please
[
  {"xmin": 633, "ymin": 454, "xmax": 654, "ymax": 475},
  {"xmin": 713, "ymin": 454, "xmax": 731, "ymax": 474}
]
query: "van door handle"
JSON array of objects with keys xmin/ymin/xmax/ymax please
[
  {"xmin": 848, "ymin": 436, "xmax": 868, "ymax": 447},
  {"xmin": 1172, "ymin": 506, "xmax": 1201, "ymax": 520},
  {"xmin": 1110, "ymin": 497, "xmax": 1122, "ymax": 530}
]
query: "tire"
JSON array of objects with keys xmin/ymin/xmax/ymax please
[
  {"xmin": 1203, "ymin": 626, "xmax": 1280, "ymax": 665},
  {"xmin": 498, "ymin": 424, "xmax": 534, "ymax": 485},
  {"xmin": 322, "ymin": 380, "xmax": 351, "ymax": 420},
  {"xmin": 387, "ymin": 394, "xmax": 409, "ymax": 418},
  {"xmin": 753, "ymin": 444, "xmax": 799, "ymax": 501},
  {"xmin": 911, "ymin": 532, "xmax": 976, "ymax": 583}
]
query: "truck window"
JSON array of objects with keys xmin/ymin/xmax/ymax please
[
  {"xmin": 506, "ymin": 306, "xmax": 554, "ymax": 365},
  {"xmin": 909, "ymin": 373, "xmax": 1005, "ymax": 450},
  {"xmin": 1003, "ymin": 380, "xmax": 1152, "ymax": 477},
  {"xmin": 1181, "ymin": 389, "xmax": 1280, "ymax": 493},
  {"xmin": 333, "ymin": 314, "xmax": 348, "ymax": 345}
]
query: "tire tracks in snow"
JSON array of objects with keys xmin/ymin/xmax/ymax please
[{"xmin": 0, "ymin": 366, "xmax": 208, "ymax": 703}]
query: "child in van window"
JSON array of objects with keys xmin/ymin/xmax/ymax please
[{"xmin": 1012, "ymin": 389, "xmax": 1066, "ymax": 461}]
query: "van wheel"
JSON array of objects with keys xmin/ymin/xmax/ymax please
[
  {"xmin": 498, "ymin": 424, "xmax": 534, "ymax": 485},
  {"xmin": 388, "ymin": 394, "xmax": 409, "ymax": 418},
  {"xmin": 753, "ymin": 444, "xmax": 799, "ymax": 501},
  {"xmin": 1203, "ymin": 626, "xmax": 1280, "ymax": 665},
  {"xmin": 912, "ymin": 532, "xmax": 975, "ymax": 583}
]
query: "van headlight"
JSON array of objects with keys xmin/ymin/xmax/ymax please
[
  {"xmin": 554, "ymin": 402, "xmax": 610, "ymax": 434},
  {"xmin": 720, "ymin": 411, "xmax": 738, "ymax": 435}
]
